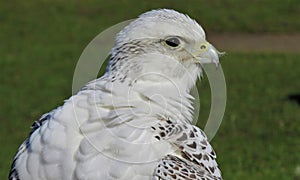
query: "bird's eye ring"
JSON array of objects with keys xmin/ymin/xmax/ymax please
[{"xmin": 164, "ymin": 37, "xmax": 180, "ymax": 47}]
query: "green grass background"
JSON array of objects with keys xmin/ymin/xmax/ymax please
[{"xmin": 1, "ymin": 0, "xmax": 300, "ymax": 179}]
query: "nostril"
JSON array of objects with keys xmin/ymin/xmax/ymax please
[{"xmin": 200, "ymin": 45, "xmax": 206, "ymax": 49}]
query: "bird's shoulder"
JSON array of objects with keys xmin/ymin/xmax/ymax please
[{"xmin": 8, "ymin": 87, "xmax": 106, "ymax": 179}]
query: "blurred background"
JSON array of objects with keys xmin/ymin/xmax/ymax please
[{"xmin": 1, "ymin": 0, "xmax": 299, "ymax": 179}]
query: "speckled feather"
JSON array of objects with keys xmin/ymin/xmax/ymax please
[{"xmin": 152, "ymin": 119, "xmax": 222, "ymax": 179}]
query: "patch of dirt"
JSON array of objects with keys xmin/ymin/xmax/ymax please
[{"xmin": 208, "ymin": 33, "xmax": 300, "ymax": 53}]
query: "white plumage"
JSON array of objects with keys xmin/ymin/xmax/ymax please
[{"xmin": 9, "ymin": 9, "xmax": 222, "ymax": 179}]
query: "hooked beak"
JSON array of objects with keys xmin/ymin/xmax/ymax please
[{"xmin": 194, "ymin": 43, "xmax": 223, "ymax": 67}]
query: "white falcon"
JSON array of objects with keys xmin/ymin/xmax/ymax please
[{"xmin": 9, "ymin": 9, "xmax": 222, "ymax": 179}]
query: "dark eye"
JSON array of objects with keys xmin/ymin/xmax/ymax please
[{"xmin": 165, "ymin": 37, "xmax": 180, "ymax": 47}]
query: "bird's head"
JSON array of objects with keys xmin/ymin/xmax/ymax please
[{"xmin": 106, "ymin": 9, "xmax": 222, "ymax": 91}]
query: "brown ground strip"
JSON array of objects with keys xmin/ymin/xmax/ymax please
[{"xmin": 208, "ymin": 33, "xmax": 300, "ymax": 53}]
